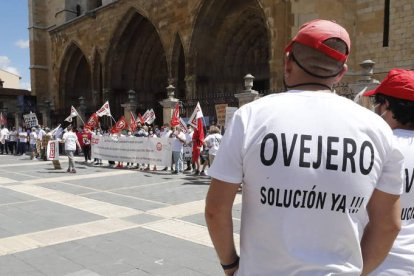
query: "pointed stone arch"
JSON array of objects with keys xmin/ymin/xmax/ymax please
[
  {"xmin": 171, "ymin": 33, "xmax": 186, "ymax": 100},
  {"xmin": 105, "ymin": 8, "xmax": 168, "ymax": 120},
  {"xmin": 91, "ymin": 49, "xmax": 103, "ymax": 108},
  {"xmin": 59, "ymin": 41, "xmax": 92, "ymax": 116},
  {"xmin": 189, "ymin": 0, "xmax": 271, "ymax": 105}
]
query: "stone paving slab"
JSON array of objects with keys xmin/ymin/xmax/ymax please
[{"xmin": 0, "ymin": 154, "xmax": 241, "ymax": 275}]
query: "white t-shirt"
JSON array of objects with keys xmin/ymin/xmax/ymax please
[
  {"xmin": 372, "ymin": 129, "xmax": 414, "ymax": 275},
  {"xmin": 19, "ymin": 132, "xmax": 27, "ymax": 143},
  {"xmin": 63, "ymin": 131, "xmax": 78, "ymax": 151},
  {"xmin": 29, "ymin": 132, "xmax": 37, "ymax": 145},
  {"xmin": 209, "ymin": 91, "xmax": 404, "ymax": 275},
  {"xmin": 204, "ymin": 133, "xmax": 222, "ymax": 155},
  {"xmin": 37, "ymin": 129, "xmax": 46, "ymax": 140},
  {"xmin": 0, "ymin": 128, "xmax": 9, "ymax": 143},
  {"xmin": 9, "ymin": 130, "xmax": 17, "ymax": 142},
  {"xmin": 172, "ymin": 131, "xmax": 186, "ymax": 152}
]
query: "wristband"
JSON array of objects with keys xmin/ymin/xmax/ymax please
[{"xmin": 221, "ymin": 256, "xmax": 239, "ymax": 270}]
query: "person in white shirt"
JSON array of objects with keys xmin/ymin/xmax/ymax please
[
  {"xmin": 200, "ymin": 125, "xmax": 222, "ymax": 176},
  {"xmin": 62, "ymin": 125, "xmax": 81, "ymax": 173},
  {"xmin": 18, "ymin": 127, "xmax": 28, "ymax": 155},
  {"xmin": 184, "ymin": 125, "xmax": 194, "ymax": 171},
  {"xmin": 170, "ymin": 126, "xmax": 186, "ymax": 174},
  {"xmin": 0, "ymin": 126, "xmax": 9, "ymax": 154},
  {"xmin": 160, "ymin": 124, "xmax": 173, "ymax": 171},
  {"xmin": 36, "ymin": 125, "xmax": 46, "ymax": 159},
  {"xmin": 364, "ymin": 69, "xmax": 414, "ymax": 275},
  {"xmin": 8, "ymin": 127, "xmax": 17, "ymax": 155},
  {"xmin": 29, "ymin": 127, "xmax": 38, "ymax": 160},
  {"xmin": 205, "ymin": 19, "xmax": 404, "ymax": 276}
]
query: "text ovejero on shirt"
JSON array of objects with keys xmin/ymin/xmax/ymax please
[{"xmin": 260, "ymin": 133, "xmax": 374, "ymax": 175}]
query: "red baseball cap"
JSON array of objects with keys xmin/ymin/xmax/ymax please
[
  {"xmin": 363, "ymin": 69, "xmax": 414, "ymax": 101},
  {"xmin": 285, "ymin": 19, "xmax": 351, "ymax": 62}
]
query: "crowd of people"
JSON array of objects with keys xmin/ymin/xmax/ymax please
[
  {"xmin": 0, "ymin": 124, "xmax": 51, "ymax": 159},
  {"xmin": 0, "ymin": 121, "xmax": 223, "ymax": 177}
]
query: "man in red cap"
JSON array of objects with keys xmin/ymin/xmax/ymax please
[
  {"xmin": 206, "ymin": 19, "xmax": 403, "ymax": 275},
  {"xmin": 364, "ymin": 69, "xmax": 414, "ymax": 275}
]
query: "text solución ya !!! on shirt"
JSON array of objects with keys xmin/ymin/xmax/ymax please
[{"xmin": 258, "ymin": 132, "xmax": 376, "ymax": 214}]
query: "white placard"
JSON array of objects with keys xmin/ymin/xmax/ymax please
[
  {"xmin": 225, "ymin": 107, "xmax": 238, "ymax": 129},
  {"xmin": 23, "ymin": 112, "xmax": 39, "ymax": 128}
]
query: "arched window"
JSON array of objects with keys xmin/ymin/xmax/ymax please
[{"xmin": 76, "ymin": 5, "xmax": 81, "ymax": 16}]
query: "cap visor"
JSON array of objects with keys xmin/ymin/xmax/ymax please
[{"xmin": 363, "ymin": 89, "xmax": 376, "ymax": 97}]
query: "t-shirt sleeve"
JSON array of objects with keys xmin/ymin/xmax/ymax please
[
  {"xmin": 376, "ymin": 136, "xmax": 404, "ymax": 195},
  {"xmin": 208, "ymin": 110, "xmax": 244, "ymax": 184}
]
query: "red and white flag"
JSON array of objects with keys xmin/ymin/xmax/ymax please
[
  {"xmin": 142, "ymin": 109, "xmax": 150, "ymax": 124},
  {"xmin": 142, "ymin": 109, "xmax": 156, "ymax": 125},
  {"xmin": 96, "ymin": 101, "xmax": 111, "ymax": 117},
  {"xmin": 179, "ymin": 118, "xmax": 188, "ymax": 134},
  {"xmin": 170, "ymin": 102, "xmax": 180, "ymax": 127},
  {"xmin": 64, "ymin": 106, "xmax": 79, "ymax": 122},
  {"xmin": 146, "ymin": 109, "xmax": 156, "ymax": 124},
  {"xmin": 85, "ymin": 113, "xmax": 99, "ymax": 129},
  {"xmin": 129, "ymin": 111, "xmax": 137, "ymax": 132},
  {"xmin": 188, "ymin": 102, "xmax": 203, "ymax": 129},
  {"xmin": 137, "ymin": 113, "xmax": 145, "ymax": 124},
  {"xmin": 192, "ymin": 117, "xmax": 204, "ymax": 146},
  {"xmin": 110, "ymin": 116, "xmax": 128, "ymax": 133}
]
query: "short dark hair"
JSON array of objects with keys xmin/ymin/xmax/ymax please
[
  {"xmin": 291, "ymin": 38, "xmax": 347, "ymax": 77},
  {"xmin": 375, "ymin": 94, "xmax": 414, "ymax": 126}
]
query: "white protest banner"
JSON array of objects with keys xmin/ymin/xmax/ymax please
[
  {"xmin": 91, "ymin": 135, "xmax": 172, "ymax": 166},
  {"xmin": 225, "ymin": 107, "xmax": 238, "ymax": 129},
  {"xmin": 215, "ymin": 103, "xmax": 228, "ymax": 127},
  {"xmin": 47, "ymin": 140, "xmax": 60, "ymax": 160},
  {"xmin": 23, "ymin": 112, "xmax": 39, "ymax": 128}
]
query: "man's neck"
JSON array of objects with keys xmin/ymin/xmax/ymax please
[{"xmin": 286, "ymin": 83, "xmax": 332, "ymax": 92}]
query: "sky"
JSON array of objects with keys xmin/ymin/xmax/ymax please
[{"xmin": 0, "ymin": 1, "xmax": 31, "ymax": 90}]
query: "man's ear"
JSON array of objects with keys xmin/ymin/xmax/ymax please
[
  {"xmin": 333, "ymin": 63, "xmax": 348, "ymax": 83},
  {"xmin": 284, "ymin": 52, "xmax": 293, "ymax": 78}
]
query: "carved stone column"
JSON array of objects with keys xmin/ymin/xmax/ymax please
[
  {"xmin": 77, "ymin": 96, "xmax": 87, "ymax": 127},
  {"xmin": 121, "ymin": 90, "xmax": 137, "ymax": 123},
  {"xmin": 234, "ymin": 74, "xmax": 259, "ymax": 107},
  {"xmin": 39, "ymin": 100, "xmax": 51, "ymax": 127},
  {"xmin": 349, "ymin": 60, "xmax": 380, "ymax": 109},
  {"xmin": 159, "ymin": 84, "xmax": 179, "ymax": 125}
]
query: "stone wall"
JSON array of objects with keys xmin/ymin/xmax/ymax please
[{"xmin": 29, "ymin": 0, "xmax": 414, "ymax": 121}]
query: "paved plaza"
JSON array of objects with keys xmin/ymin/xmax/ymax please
[{"xmin": 0, "ymin": 154, "xmax": 241, "ymax": 275}]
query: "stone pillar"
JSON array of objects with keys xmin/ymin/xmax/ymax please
[
  {"xmin": 122, "ymin": 90, "xmax": 137, "ymax": 124},
  {"xmin": 349, "ymin": 60, "xmax": 380, "ymax": 109},
  {"xmin": 235, "ymin": 74, "xmax": 259, "ymax": 107},
  {"xmin": 77, "ymin": 96, "xmax": 87, "ymax": 127},
  {"xmin": 15, "ymin": 101, "xmax": 23, "ymax": 129},
  {"xmin": 40, "ymin": 100, "xmax": 51, "ymax": 127},
  {"xmin": 159, "ymin": 84, "xmax": 179, "ymax": 125},
  {"xmin": 103, "ymin": 88, "xmax": 112, "ymax": 102},
  {"xmin": 92, "ymin": 90, "xmax": 100, "ymax": 108}
]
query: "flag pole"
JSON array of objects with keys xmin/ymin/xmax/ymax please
[{"xmin": 78, "ymin": 115, "xmax": 85, "ymax": 125}]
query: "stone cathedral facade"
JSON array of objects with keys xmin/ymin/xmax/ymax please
[{"xmin": 29, "ymin": 0, "xmax": 414, "ymax": 125}]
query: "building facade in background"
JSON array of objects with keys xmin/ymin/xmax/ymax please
[
  {"xmin": 0, "ymin": 69, "xmax": 21, "ymax": 89},
  {"xmin": 28, "ymin": 0, "xmax": 414, "ymax": 125}
]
